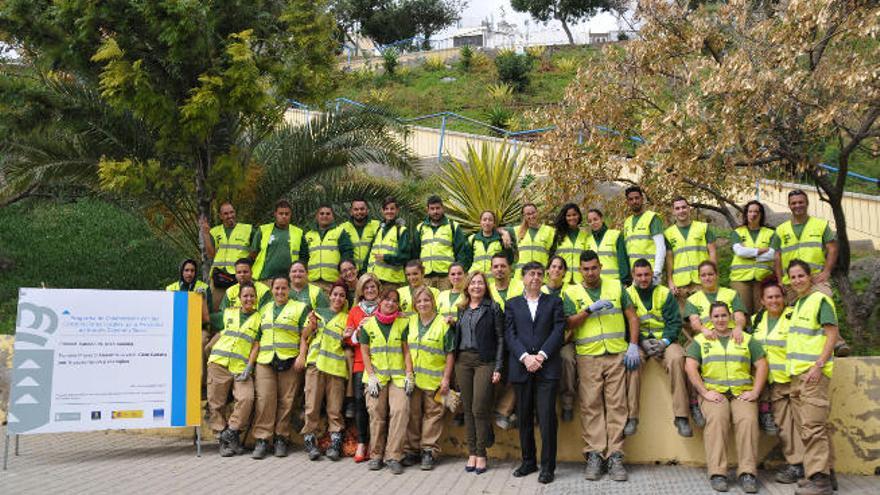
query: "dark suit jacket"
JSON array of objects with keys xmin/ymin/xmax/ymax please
[{"xmin": 504, "ymin": 293, "xmax": 566, "ymax": 383}]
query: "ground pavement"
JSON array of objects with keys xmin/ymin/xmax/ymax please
[{"xmin": 0, "ymin": 428, "xmax": 877, "ymax": 494}]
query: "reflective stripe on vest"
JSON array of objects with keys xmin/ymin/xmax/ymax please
[
  {"xmin": 257, "ymin": 300, "xmax": 308, "ymax": 364},
  {"xmin": 225, "ymin": 282, "xmax": 270, "ymax": 309},
  {"xmin": 209, "ymin": 308, "xmax": 261, "ymax": 374},
  {"xmin": 556, "ymin": 229, "xmax": 588, "ymax": 284},
  {"xmin": 470, "ymin": 233, "xmax": 503, "ymax": 279},
  {"xmin": 730, "ymin": 226, "xmax": 774, "ymax": 282},
  {"xmin": 408, "ymin": 315, "xmax": 450, "ymax": 391},
  {"xmin": 625, "ymin": 284, "xmax": 669, "ymax": 340},
  {"xmin": 514, "ymin": 225, "xmax": 554, "ymax": 271},
  {"xmin": 398, "ymin": 285, "xmax": 440, "ymax": 318},
  {"xmin": 664, "ymin": 221, "xmax": 710, "ymax": 287},
  {"xmin": 565, "ymin": 281, "xmax": 628, "ymax": 356},
  {"xmin": 786, "ymin": 291, "xmax": 834, "ymax": 378},
  {"xmin": 340, "ymin": 219, "xmax": 381, "ymax": 269},
  {"xmin": 367, "ymin": 223, "xmax": 407, "ymax": 284},
  {"xmin": 362, "ymin": 317, "xmax": 408, "ymax": 387},
  {"xmin": 419, "ymin": 222, "xmax": 456, "ymax": 275},
  {"xmin": 752, "ymin": 308, "xmax": 793, "ymax": 384},
  {"xmin": 310, "ymin": 311, "xmax": 350, "ymax": 378},
  {"xmin": 776, "ymin": 217, "xmax": 828, "ymax": 284},
  {"xmin": 686, "ymin": 288, "xmax": 737, "ymax": 330},
  {"xmin": 586, "ymin": 229, "xmax": 621, "ymax": 279},
  {"xmin": 695, "ymin": 332, "xmax": 754, "ymax": 396},
  {"xmin": 252, "ymin": 223, "xmax": 305, "ymax": 280},
  {"xmin": 306, "ymin": 225, "xmax": 343, "ymax": 282},
  {"xmin": 623, "ymin": 211, "xmax": 659, "ymax": 268},
  {"xmin": 489, "ymin": 279, "xmax": 524, "ymax": 311},
  {"xmin": 210, "ymin": 223, "xmax": 253, "ymax": 273}
]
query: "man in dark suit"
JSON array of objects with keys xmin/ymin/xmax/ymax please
[{"xmin": 504, "ymin": 261, "xmax": 566, "ymax": 484}]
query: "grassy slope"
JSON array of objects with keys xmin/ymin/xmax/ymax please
[{"xmin": 0, "ymin": 198, "xmax": 184, "ymax": 334}]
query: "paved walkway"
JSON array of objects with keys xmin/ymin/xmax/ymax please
[{"xmin": 1, "ymin": 428, "xmax": 877, "ymax": 494}]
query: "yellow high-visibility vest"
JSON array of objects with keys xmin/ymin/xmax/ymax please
[
  {"xmin": 664, "ymin": 221, "xmax": 710, "ymax": 287},
  {"xmin": 695, "ymin": 332, "xmax": 754, "ymax": 396},
  {"xmin": 555, "ymin": 229, "xmax": 588, "ymax": 284},
  {"xmin": 586, "ymin": 229, "xmax": 622, "ymax": 279},
  {"xmin": 305, "ymin": 225, "xmax": 343, "ymax": 282},
  {"xmin": 437, "ymin": 290, "xmax": 461, "ymax": 321},
  {"xmin": 514, "ymin": 225, "xmax": 554, "ymax": 275},
  {"xmin": 776, "ymin": 217, "xmax": 829, "ymax": 284},
  {"xmin": 224, "ymin": 281, "xmax": 270, "ymax": 309},
  {"xmin": 361, "ymin": 316, "xmax": 408, "ymax": 387},
  {"xmin": 623, "ymin": 210, "xmax": 659, "ymax": 269},
  {"xmin": 367, "ymin": 223, "xmax": 407, "ymax": 284},
  {"xmin": 407, "ymin": 315, "xmax": 450, "ymax": 391},
  {"xmin": 306, "ymin": 310, "xmax": 349, "ymax": 378},
  {"xmin": 340, "ymin": 219, "xmax": 381, "ymax": 269},
  {"xmin": 787, "ymin": 291, "xmax": 835, "ymax": 378},
  {"xmin": 418, "ymin": 222, "xmax": 456, "ymax": 275},
  {"xmin": 489, "ymin": 278, "xmax": 524, "ymax": 310},
  {"xmin": 209, "ymin": 223, "xmax": 253, "ymax": 274},
  {"xmin": 565, "ymin": 281, "xmax": 628, "ymax": 356},
  {"xmin": 625, "ymin": 284, "xmax": 670, "ymax": 340},
  {"xmin": 751, "ymin": 308, "xmax": 793, "ymax": 384},
  {"xmin": 730, "ymin": 226, "xmax": 774, "ymax": 282},
  {"xmin": 687, "ymin": 288, "xmax": 737, "ymax": 330},
  {"xmin": 470, "ymin": 233, "xmax": 503, "ymax": 279},
  {"xmin": 257, "ymin": 300, "xmax": 308, "ymax": 364},
  {"xmin": 165, "ymin": 280, "xmax": 209, "ymax": 294},
  {"xmin": 209, "ymin": 308, "xmax": 261, "ymax": 374},
  {"xmin": 397, "ymin": 285, "xmax": 440, "ymax": 318}
]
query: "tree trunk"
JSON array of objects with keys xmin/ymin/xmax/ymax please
[
  {"xmin": 194, "ymin": 147, "xmax": 213, "ymax": 279},
  {"xmin": 558, "ymin": 17, "xmax": 575, "ymax": 45}
]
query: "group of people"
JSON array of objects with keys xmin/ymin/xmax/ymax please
[{"xmin": 165, "ymin": 186, "xmax": 842, "ymax": 494}]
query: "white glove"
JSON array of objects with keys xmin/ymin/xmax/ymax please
[
  {"xmin": 234, "ymin": 363, "xmax": 253, "ymax": 382},
  {"xmin": 366, "ymin": 373, "xmax": 381, "ymax": 397},
  {"xmin": 588, "ymin": 299, "xmax": 614, "ymax": 313},
  {"xmin": 404, "ymin": 372, "xmax": 415, "ymax": 396}
]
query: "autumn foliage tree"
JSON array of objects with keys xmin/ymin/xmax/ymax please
[{"xmin": 534, "ymin": 0, "xmax": 880, "ymax": 347}]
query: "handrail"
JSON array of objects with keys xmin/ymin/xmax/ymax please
[{"xmin": 287, "ymin": 97, "xmax": 879, "ymax": 185}]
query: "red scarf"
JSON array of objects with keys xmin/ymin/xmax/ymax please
[{"xmin": 374, "ymin": 310, "xmax": 399, "ymax": 325}]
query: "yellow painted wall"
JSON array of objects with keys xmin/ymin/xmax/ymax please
[{"xmin": 1, "ymin": 335, "xmax": 877, "ymax": 474}]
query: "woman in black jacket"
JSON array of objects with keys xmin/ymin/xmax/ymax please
[{"xmin": 454, "ymin": 271, "xmax": 504, "ymax": 474}]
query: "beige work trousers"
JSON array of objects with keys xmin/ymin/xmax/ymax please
[
  {"xmin": 577, "ymin": 353, "xmax": 627, "ymax": 457},
  {"xmin": 626, "ymin": 343, "xmax": 690, "ymax": 419},
  {"xmin": 302, "ymin": 365, "xmax": 346, "ymax": 436},
  {"xmin": 559, "ymin": 342, "xmax": 577, "ymax": 410},
  {"xmin": 790, "ymin": 373, "xmax": 834, "ymax": 478},
  {"xmin": 252, "ymin": 363, "xmax": 304, "ymax": 440},
  {"xmin": 770, "ymin": 382, "xmax": 806, "ymax": 466},
  {"xmin": 405, "ymin": 387, "xmax": 446, "ymax": 455},
  {"xmin": 206, "ymin": 362, "xmax": 255, "ymax": 433},
  {"xmin": 366, "ymin": 382, "xmax": 410, "ymax": 461},
  {"xmin": 730, "ymin": 280, "xmax": 763, "ymax": 316},
  {"xmin": 494, "ymin": 383, "xmax": 517, "ymax": 417},
  {"xmin": 700, "ymin": 394, "xmax": 759, "ymax": 477}
]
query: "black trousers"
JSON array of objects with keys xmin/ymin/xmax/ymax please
[
  {"xmin": 514, "ymin": 375, "xmax": 559, "ymax": 473},
  {"xmin": 352, "ymin": 371, "xmax": 370, "ymax": 444}
]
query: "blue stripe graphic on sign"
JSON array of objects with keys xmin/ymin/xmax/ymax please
[{"xmin": 171, "ymin": 291, "xmax": 188, "ymax": 426}]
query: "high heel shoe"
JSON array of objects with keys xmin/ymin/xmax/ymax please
[{"xmin": 465, "ymin": 465, "xmax": 476, "ymax": 472}]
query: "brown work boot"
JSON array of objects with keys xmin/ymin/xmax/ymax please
[{"xmin": 795, "ymin": 473, "xmax": 833, "ymax": 495}]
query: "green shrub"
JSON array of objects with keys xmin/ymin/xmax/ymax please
[
  {"xmin": 486, "ymin": 82, "xmax": 514, "ymax": 103},
  {"xmin": 382, "ymin": 48, "xmax": 399, "ymax": 75},
  {"xmin": 494, "ymin": 50, "xmax": 534, "ymax": 92},
  {"xmin": 423, "ymin": 55, "xmax": 445, "ymax": 71},
  {"xmin": 459, "ymin": 45, "xmax": 474, "ymax": 72},
  {"xmin": 485, "ymin": 105, "xmax": 513, "ymax": 135}
]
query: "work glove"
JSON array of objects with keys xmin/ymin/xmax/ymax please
[
  {"xmin": 623, "ymin": 343, "xmax": 642, "ymax": 370},
  {"xmin": 639, "ymin": 339, "xmax": 655, "ymax": 356},
  {"xmin": 404, "ymin": 372, "xmax": 415, "ymax": 396},
  {"xmin": 234, "ymin": 363, "xmax": 253, "ymax": 381},
  {"xmin": 588, "ymin": 299, "xmax": 614, "ymax": 313},
  {"xmin": 366, "ymin": 373, "xmax": 381, "ymax": 398},
  {"xmin": 653, "ymin": 338, "xmax": 668, "ymax": 355},
  {"xmin": 652, "ymin": 272, "xmax": 662, "ymax": 286}
]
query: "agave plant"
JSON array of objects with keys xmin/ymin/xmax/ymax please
[
  {"xmin": 437, "ymin": 141, "xmax": 527, "ymax": 231},
  {"xmin": 554, "ymin": 56, "xmax": 580, "ymax": 73},
  {"xmin": 423, "ymin": 55, "xmax": 445, "ymax": 71},
  {"xmin": 486, "ymin": 82, "xmax": 514, "ymax": 103}
]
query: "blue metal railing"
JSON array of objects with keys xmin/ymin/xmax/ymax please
[{"xmin": 288, "ymin": 97, "xmax": 879, "ymax": 185}]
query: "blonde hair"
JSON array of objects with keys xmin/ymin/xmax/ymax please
[
  {"xmin": 412, "ymin": 285, "xmax": 438, "ymax": 313},
  {"xmin": 354, "ymin": 272, "xmax": 382, "ymax": 303},
  {"xmin": 457, "ymin": 271, "xmax": 489, "ymax": 310}
]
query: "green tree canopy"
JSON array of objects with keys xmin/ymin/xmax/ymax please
[{"xmin": 510, "ymin": 0, "xmax": 625, "ymax": 45}]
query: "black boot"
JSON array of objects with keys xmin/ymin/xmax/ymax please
[
  {"xmin": 325, "ymin": 432, "xmax": 343, "ymax": 461},
  {"xmin": 304, "ymin": 433, "xmax": 321, "ymax": 461}
]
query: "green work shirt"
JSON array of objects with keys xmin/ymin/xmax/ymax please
[
  {"xmin": 769, "ymin": 220, "xmax": 836, "ymax": 250},
  {"xmin": 471, "ymin": 228, "xmax": 516, "ymax": 265},
  {"xmin": 416, "ymin": 315, "xmax": 456, "ymax": 352},
  {"xmin": 686, "ymin": 335, "xmax": 766, "ymax": 364},
  {"xmin": 290, "ymin": 285, "xmax": 330, "ymax": 312},
  {"xmin": 793, "ymin": 296, "xmax": 838, "ymax": 326},
  {"xmin": 360, "ymin": 219, "xmax": 412, "ymax": 272},
  {"xmin": 250, "ymin": 224, "xmax": 310, "ymax": 280},
  {"xmin": 563, "ymin": 282, "xmax": 634, "ymax": 316},
  {"xmin": 729, "ymin": 228, "xmax": 765, "ymax": 245},
  {"xmin": 634, "ymin": 285, "xmax": 682, "ymax": 343},
  {"xmin": 683, "ymin": 290, "xmax": 746, "ymax": 320},
  {"xmin": 358, "ymin": 319, "xmax": 409, "ymax": 345},
  {"xmin": 664, "ymin": 222, "xmax": 716, "ymax": 250},
  {"xmin": 592, "ymin": 224, "xmax": 631, "ymax": 282},
  {"xmin": 272, "ymin": 301, "xmax": 308, "ymax": 327}
]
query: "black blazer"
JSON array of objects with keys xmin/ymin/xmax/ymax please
[
  {"xmin": 504, "ymin": 293, "xmax": 565, "ymax": 383},
  {"xmin": 454, "ymin": 298, "xmax": 505, "ymax": 370}
]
